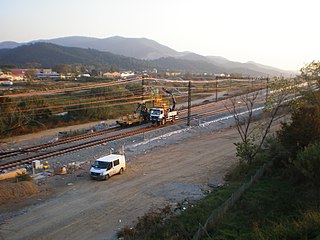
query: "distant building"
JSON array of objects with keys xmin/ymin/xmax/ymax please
[
  {"xmin": 214, "ymin": 73, "xmax": 227, "ymax": 77},
  {"xmin": 103, "ymin": 72, "xmax": 121, "ymax": 79},
  {"xmin": 165, "ymin": 72, "xmax": 181, "ymax": 77},
  {"xmin": 78, "ymin": 73, "xmax": 91, "ymax": 78},
  {"xmin": 11, "ymin": 69, "xmax": 26, "ymax": 76},
  {"xmin": 120, "ymin": 71, "xmax": 136, "ymax": 79},
  {"xmin": 36, "ymin": 73, "xmax": 61, "ymax": 79},
  {"xmin": 40, "ymin": 68, "xmax": 53, "ymax": 74},
  {"xmin": 0, "ymin": 71, "xmax": 23, "ymax": 81}
]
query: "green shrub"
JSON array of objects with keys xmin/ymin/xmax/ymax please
[
  {"xmin": 224, "ymin": 162, "xmax": 251, "ymax": 182},
  {"xmin": 294, "ymin": 141, "xmax": 320, "ymax": 187},
  {"xmin": 278, "ymin": 104, "xmax": 320, "ymax": 159},
  {"xmin": 253, "ymin": 211, "xmax": 320, "ymax": 239},
  {"xmin": 259, "ymin": 136, "xmax": 290, "ymax": 168},
  {"xmin": 234, "ymin": 139, "xmax": 258, "ymax": 164}
]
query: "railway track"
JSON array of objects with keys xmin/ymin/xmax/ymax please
[
  {"xmin": 0, "ymin": 126, "xmax": 122, "ymax": 160},
  {"xmin": 0, "ymin": 126, "xmax": 160, "ymax": 171},
  {"xmin": 0, "ymin": 92, "xmax": 266, "ymax": 171},
  {"xmin": 0, "ymin": 98, "xmax": 225, "ymax": 159}
]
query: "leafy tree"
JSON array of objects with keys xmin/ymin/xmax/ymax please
[
  {"xmin": 259, "ymin": 135, "xmax": 290, "ymax": 168},
  {"xmin": 0, "ymin": 97, "xmax": 30, "ymax": 135},
  {"xmin": 277, "ymin": 61, "xmax": 320, "ymax": 159},
  {"xmin": 80, "ymin": 65, "xmax": 87, "ymax": 73},
  {"xmin": 227, "ymin": 92, "xmax": 260, "ymax": 164},
  {"xmin": 0, "ymin": 96, "xmax": 53, "ymax": 136},
  {"xmin": 91, "ymin": 69, "xmax": 99, "ymax": 77},
  {"xmin": 294, "ymin": 61, "xmax": 320, "ymax": 107},
  {"xmin": 300, "ymin": 61, "xmax": 320, "ymax": 84},
  {"xmin": 295, "ymin": 141, "xmax": 320, "ymax": 187},
  {"xmin": 227, "ymin": 78, "xmax": 294, "ymax": 164},
  {"xmin": 25, "ymin": 69, "xmax": 37, "ymax": 80},
  {"xmin": 53, "ymin": 64, "xmax": 71, "ymax": 74},
  {"xmin": 278, "ymin": 102, "xmax": 320, "ymax": 159}
]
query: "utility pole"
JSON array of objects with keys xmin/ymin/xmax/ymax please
[
  {"xmin": 266, "ymin": 77, "xmax": 269, "ymax": 102},
  {"xmin": 215, "ymin": 78, "xmax": 218, "ymax": 102},
  {"xmin": 187, "ymin": 81, "xmax": 191, "ymax": 127},
  {"xmin": 141, "ymin": 78, "xmax": 145, "ymax": 101}
]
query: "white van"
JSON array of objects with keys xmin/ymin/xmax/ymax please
[{"xmin": 90, "ymin": 154, "xmax": 126, "ymax": 180}]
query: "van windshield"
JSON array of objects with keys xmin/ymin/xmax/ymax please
[{"xmin": 92, "ymin": 161, "xmax": 109, "ymax": 169}]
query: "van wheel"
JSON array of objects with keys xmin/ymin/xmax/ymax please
[
  {"xmin": 119, "ymin": 168, "xmax": 124, "ymax": 175},
  {"xmin": 104, "ymin": 174, "xmax": 109, "ymax": 181}
]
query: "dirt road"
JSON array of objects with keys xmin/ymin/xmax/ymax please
[{"xmin": 0, "ymin": 127, "xmax": 239, "ymax": 240}]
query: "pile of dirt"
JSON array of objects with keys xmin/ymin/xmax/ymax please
[{"xmin": 0, "ymin": 181, "xmax": 39, "ymax": 204}]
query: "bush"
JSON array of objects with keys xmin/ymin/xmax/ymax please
[
  {"xmin": 234, "ymin": 139, "xmax": 258, "ymax": 164},
  {"xmin": 224, "ymin": 162, "xmax": 251, "ymax": 181},
  {"xmin": 253, "ymin": 211, "xmax": 320, "ymax": 239},
  {"xmin": 277, "ymin": 104, "xmax": 320, "ymax": 159},
  {"xmin": 294, "ymin": 141, "xmax": 320, "ymax": 187},
  {"xmin": 259, "ymin": 136, "xmax": 290, "ymax": 168}
]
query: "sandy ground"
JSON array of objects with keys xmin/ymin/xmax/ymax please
[{"xmin": 0, "ymin": 123, "xmax": 239, "ymax": 240}]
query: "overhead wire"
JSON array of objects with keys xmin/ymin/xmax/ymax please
[
  {"xmin": 0, "ymin": 77, "xmax": 266, "ymax": 121},
  {"xmin": 0, "ymin": 86, "xmax": 144, "ymax": 106},
  {"xmin": 0, "ymin": 78, "xmax": 142, "ymax": 99}
]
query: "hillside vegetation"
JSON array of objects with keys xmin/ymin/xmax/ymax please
[
  {"xmin": 0, "ymin": 36, "xmax": 294, "ymax": 76},
  {"xmin": 0, "ymin": 43, "xmax": 152, "ymax": 70},
  {"xmin": 118, "ymin": 61, "xmax": 320, "ymax": 239},
  {"xmin": 0, "ymin": 37, "xmax": 294, "ymax": 76},
  {"xmin": 0, "ymin": 42, "xmax": 228, "ymax": 73}
]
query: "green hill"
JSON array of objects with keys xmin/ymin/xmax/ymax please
[
  {"xmin": 0, "ymin": 42, "xmax": 152, "ymax": 70},
  {"xmin": 0, "ymin": 42, "xmax": 272, "ymax": 76}
]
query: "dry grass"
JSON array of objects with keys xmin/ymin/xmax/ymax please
[{"xmin": 0, "ymin": 181, "xmax": 39, "ymax": 204}]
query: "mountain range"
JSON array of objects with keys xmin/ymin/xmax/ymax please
[{"xmin": 0, "ymin": 36, "xmax": 294, "ymax": 76}]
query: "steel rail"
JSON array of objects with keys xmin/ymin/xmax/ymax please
[
  {"xmin": 0, "ymin": 91, "xmax": 268, "ymax": 171},
  {"xmin": 0, "ymin": 126, "xmax": 159, "ymax": 171}
]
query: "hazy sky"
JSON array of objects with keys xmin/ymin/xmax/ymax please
[{"xmin": 1, "ymin": 0, "xmax": 319, "ymax": 71}]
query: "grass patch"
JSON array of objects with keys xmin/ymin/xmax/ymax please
[
  {"xmin": 207, "ymin": 169, "xmax": 320, "ymax": 239},
  {"xmin": 119, "ymin": 160, "xmax": 320, "ymax": 239}
]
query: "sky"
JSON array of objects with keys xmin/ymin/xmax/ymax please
[{"xmin": 1, "ymin": 0, "xmax": 319, "ymax": 71}]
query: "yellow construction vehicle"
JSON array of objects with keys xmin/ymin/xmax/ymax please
[
  {"xmin": 149, "ymin": 88, "xmax": 178, "ymax": 125},
  {"xmin": 116, "ymin": 101, "xmax": 150, "ymax": 127},
  {"xmin": 116, "ymin": 88, "xmax": 178, "ymax": 127}
]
